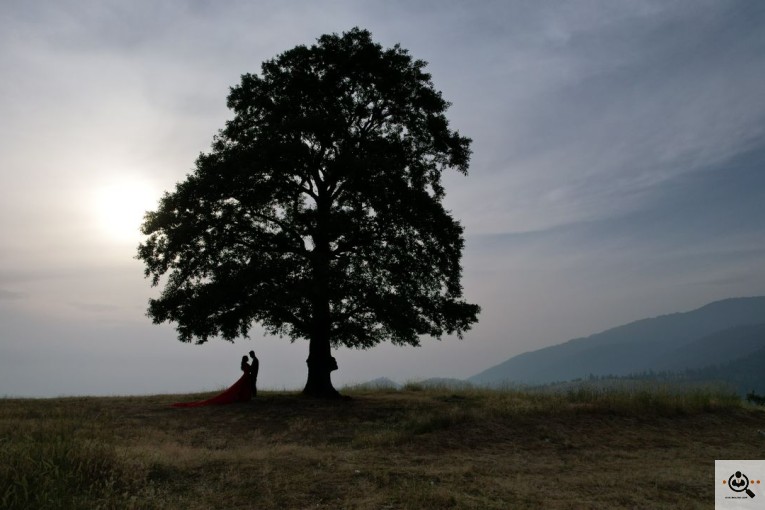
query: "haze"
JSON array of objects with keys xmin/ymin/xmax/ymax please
[{"xmin": 1, "ymin": 1, "xmax": 764, "ymax": 397}]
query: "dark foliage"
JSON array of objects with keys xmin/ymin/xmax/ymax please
[{"xmin": 137, "ymin": 28, "xmax": 479, "ymax": 396}]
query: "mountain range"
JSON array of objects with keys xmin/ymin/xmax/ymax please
[{"xmin": 468, "ymin": 296, "xmax": 765, "ymax": 388}]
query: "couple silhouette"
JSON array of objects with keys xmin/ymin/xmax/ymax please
[
  {"xmin": 171, "ymin": 351, "xmax": 259, "ymax": 408},
  {"xmin": 241, "ymin": 350, "xmax": 259, "ymax": 397}
]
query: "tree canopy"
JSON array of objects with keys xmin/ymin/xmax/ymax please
[{"xmin": 138, "ymin": 28, "xmax": 480, "ymax": 397}]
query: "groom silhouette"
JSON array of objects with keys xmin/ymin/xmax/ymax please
[{"xmin": 248, "ymin": 350, "xmax": 259, "ymax": 397}]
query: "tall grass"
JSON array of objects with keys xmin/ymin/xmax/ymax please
[
  {"xmin": 0, "ymin": 400, "xmax": 157, "ymax": 510},
  {"xmin": 536, "ymin": 379, "xmax": 742, "ymax": 415},
  {"xmin": 351, "ymin": 380, "xmax": 742, "ymax": 417}
]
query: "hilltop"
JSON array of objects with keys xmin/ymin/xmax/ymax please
[{"xmin": 2, "ymin": 387, "xmax": 764, "ymax": 509}]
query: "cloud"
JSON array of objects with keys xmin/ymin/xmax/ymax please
[
  {"xmin": 0, "ymin": 289, "xmax": 26, "ymax": 301},
  {"xmin": 439, "ymin": 1, "xmax": 765, "ymax": 235},
  {"xmin": 0, "ymin": 1, "xmax": 763, "ymax": 395}
]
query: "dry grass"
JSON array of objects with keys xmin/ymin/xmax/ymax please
[{"xmin": 2, "ymin": 387, "xmax": 763, "ymax": 509}]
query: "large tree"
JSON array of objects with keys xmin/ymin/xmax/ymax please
[{"xmin": 138, "ymin": 28, "xmax": 480, "ymax": 398}]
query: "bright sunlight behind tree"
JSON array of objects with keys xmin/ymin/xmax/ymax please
[{"xmin": 138, "ymin": 28, "xmax": 480, "ymax": 397}]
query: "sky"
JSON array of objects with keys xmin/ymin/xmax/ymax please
[{"xmin": 1, "ymin": 1, "xmax": 764, "ymax": 397}]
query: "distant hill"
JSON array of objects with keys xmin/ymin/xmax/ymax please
[
  {"xmin": 657, "ymin": 322, "xmax": 765, "ymax": 372},
  {"xmin": 469, "ymin": 296, "xmax": 765, "ymax": 387},
  {"xmin": 536, "ymin": 343, "xmax": 765, "ymax": 396},
  {"xmin": 684, "ymin": 344, "xmax": 765, "ymax": 394}
]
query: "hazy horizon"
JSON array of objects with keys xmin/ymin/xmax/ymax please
[{"xmin": 2, "ymin": 1, "xmax": 764, "ymax": 397}]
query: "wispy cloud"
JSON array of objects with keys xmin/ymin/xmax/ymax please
[{"xmin": 439, "ymin": 1, "xmax": 765, "ymax": 235}]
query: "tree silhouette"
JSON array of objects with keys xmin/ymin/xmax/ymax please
[{"xmin": 137, "ymin": 28, "xmax": 480, "ymax": 398}]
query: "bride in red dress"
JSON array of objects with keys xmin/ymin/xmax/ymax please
[{"xmin": 171, "ymin": 356, "xmax": 252, "ymax": 408}]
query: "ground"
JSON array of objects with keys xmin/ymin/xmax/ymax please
[{"xmin": 2, "ymin": 386, "xmax": 763, "ymax": 509}]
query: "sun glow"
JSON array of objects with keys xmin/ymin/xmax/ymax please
[{"xmin": 94, "ymin": 179, "xmax": 159, "ymax": 244}]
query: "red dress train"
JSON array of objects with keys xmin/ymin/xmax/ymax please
[{"xmin": 171, "ymin": 372, "xmax": 252, "ymax": 408}]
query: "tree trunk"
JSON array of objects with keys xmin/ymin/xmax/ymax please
[
  {"xmin": 303, "ymin": 193, "xmax": 341, "ymax": 398},
  {"xmin": 302, "ymin": 349, "xmax": 340, "ymax": 398},
  {"xmin": 302, "ymin": 309, "xmax": 339, "ymax": 398}
]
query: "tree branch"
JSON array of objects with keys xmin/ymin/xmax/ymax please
[
  {"xmin": 275, "ymin": 306, "xmax": 309, "ymax": 333},
  {"xmin": 246, "ymin": 211, "xmax": 308, "ymax": 254}
]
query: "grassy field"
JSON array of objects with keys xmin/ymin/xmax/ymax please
[{"xmin": 2, "ymin": 385, "xmax": 764, "ymax": 509}]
